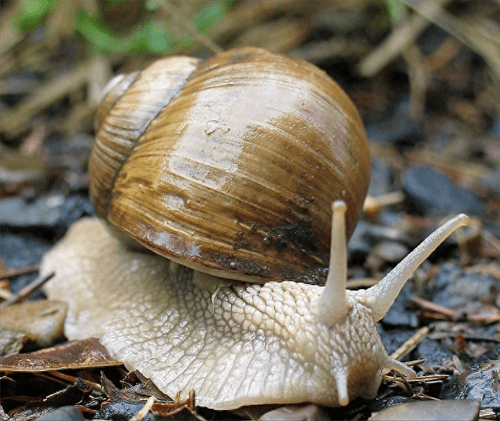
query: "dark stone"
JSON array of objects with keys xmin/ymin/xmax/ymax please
[
  {"xmin": 95, "ymin": 401, "xmax": 157, "ymax": 421},
  {"xmin": 0, "ymin": 231, "xmax": 51, "ymax": 296},
  {"xmin": 403, "ymin": 166, "xmax": 484, "ymax": 216},
  {"xmin": 347, "ymin": 220, "xmax": 373, "ymax": 262},
  {"xmin": 348, "ymin": 218, "xmax": 411, "ymax": 264},
  {"xmin": 0, "ymin": 193, "xmax": 93, "ymax": 232},
  {"xmin": 368, "ymin": 159, "xmax": 395, "ymax": 196},
  {"xmin": 367, "ymin": 395, "xmax": 415, "ymax": 414},
  {"xmin": 366, "ymin": 101, "xmax": 425, "ymax": 147},
  {"xmin": 0, "ymin": 195, "xmax": 64, "ymax": 227},
  {"xmin": 377, "ymin": 327, "xmax": 415, "ymax": 357},
  {"xmin": 470, "ymin": 343, "xmax": 500, "ymax": 369},
  {"xmin": 429, "ymin": 264, "xmax": 497, "ymax": 313},
  {"xmin": 0, "ymin": 193, "xmax": 93, "ymax": 295},
  {"xmin": 54, "ymin": 193, "xmax": 94, "ymax": 237},
  {"xmin": 481, "ymin": 170, "xmax": 500, "ymax": 196},
  {"xmin": 415, "ymin": 338, "xmax": 455, "ymax": 366},
  {"xmin": 441, "ymin": 360, "xmax": 500, "ymax": 408},
  {"xmin": 381, "ymin": 283, "xmax": 419, "ymax": 328},
  {"xmin": 34, "ymin": 406, "xmax": 84, "ymax": 421}
]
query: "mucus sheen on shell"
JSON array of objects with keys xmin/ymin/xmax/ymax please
[{"xmin": 89, "ymin": 47, "xmax": 371, "ymax": 284}]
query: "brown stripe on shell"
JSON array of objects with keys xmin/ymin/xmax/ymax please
[{"xmin": 90, "ymin": 57, "xmax": 201, "ymax": 218}]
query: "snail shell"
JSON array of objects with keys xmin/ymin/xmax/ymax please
[{"xmin": 89, "ymin": 47, "xmax": 370, "ymax": 284}]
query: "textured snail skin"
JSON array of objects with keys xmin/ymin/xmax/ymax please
[
  {"xmin": 41, "ymin": 219, "xmax": 396, "ymax": 409},
  {"xmin": 40, "ymin": 212, "xmax": 469, "ymax": 409}
]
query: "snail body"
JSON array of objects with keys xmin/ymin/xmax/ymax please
[
  {"xmin": 41, "ymin": 216, "xmax": 397, "ymax": 409},
  {"xmin": 40, "ymin": 48, "xmax": 469, "ymax": 409}
]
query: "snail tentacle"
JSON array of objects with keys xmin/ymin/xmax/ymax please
[
  {"xmin": 333, "ymin": 366, "xmax": 349, "ymax": 406},
  {"xmin": 386, "ymin": 357, "xmax": 417, "ymax": 378},
  {"xmin": 364, "ymin": 214, "xmax": 469, "ymax": 322},
  {"xmin": 314, "ymin": 201, "xmax": 350, "ymax": 326}
]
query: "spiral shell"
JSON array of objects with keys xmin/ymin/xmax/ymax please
[{"xmin": 89, "ymin": 47, "xmax": 370, "ymax": 283}]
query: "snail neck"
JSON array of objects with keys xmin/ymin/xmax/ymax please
[{"xmin": 193, "ymin": 270, "xmax": 232, "ymax": 292}]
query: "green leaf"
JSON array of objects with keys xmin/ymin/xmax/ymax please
[
  {"xmin": 383, "ymin": 0, "xmax": 408, "ymax": 25},
  {"xmin": 126, "ymin": 21, "xmax": 174, "ymax": 55},
  {"xmin": 16, "ymin": 0, "xmax": 55, "ymax": 32},
  {"xmin": 75, "ymin": 9, "xmax": 120, "ymax": 53},
  {"xmin": 76, "ymin": 0, "xmax": 235, "ymax": 55},
  {"xmin": 145, "ymin": 0, "xmax": 160, "ymax": 12},
  {"xmin": 193, "ymin": 0, "xmax": 232, "ymax": 32}
]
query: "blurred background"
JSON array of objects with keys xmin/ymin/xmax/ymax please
[{"xmin": 0, "ymin": 0, "xmax": 500, "ymax": 418}]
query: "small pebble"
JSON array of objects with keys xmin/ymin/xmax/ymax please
[
  {"xmin": 371, "ymin": 241, "xmax": 409, "ymax": 263},
  {"xmin": 481, "ymin": 170, "xmax": 500, "ymax": 196},
  {"xmin": 0, "ymin": 193, "xmax": 94, "ymax": 233},
  {"xmin": 34, "ymin": 406, "xmax": 84, "ymax": 421},
  {"xmin": 259, "ymin": 404, "xmax": 329, "ymax": 421},
  {"xmin": 0, "ymin": 195, "xmax": 65, "ymax": 227},
  {"xmin": 381, "ymin": 283, "xmax": 419, "ymax": 328},
  {"xmin": 377, "ymin": 327, "xmax": 415, "ymax": 356},
  {"xmin": 368, "ymin": 159, "xmax": 395, "ymax": 196},
  {"xmin": 96, "ymin": 401, "xmax": 156, "ymax": 421},
  {"xmin": 369, "ymin": 399, "xmax": 481, "ymax": 421},
  {"xmin": 0, "ymin": 328, "xmax": 31, "ymax": 356},
  {"xmin": 365, "ymin": 100, "xmax": 425, "ymax": 145}
]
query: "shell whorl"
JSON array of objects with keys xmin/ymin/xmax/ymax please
[{"xmin": 91, "ymin": 56, "xmax": 201, "ymax": 219}]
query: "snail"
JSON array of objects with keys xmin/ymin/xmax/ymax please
[{"xmin": 40, "ymin": 47, "xmax": 469, "ymax": 410}]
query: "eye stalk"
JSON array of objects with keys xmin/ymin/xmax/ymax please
[{"xmin": 314, "ymin": 201, "xmax": 350, "ymax": 326}]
